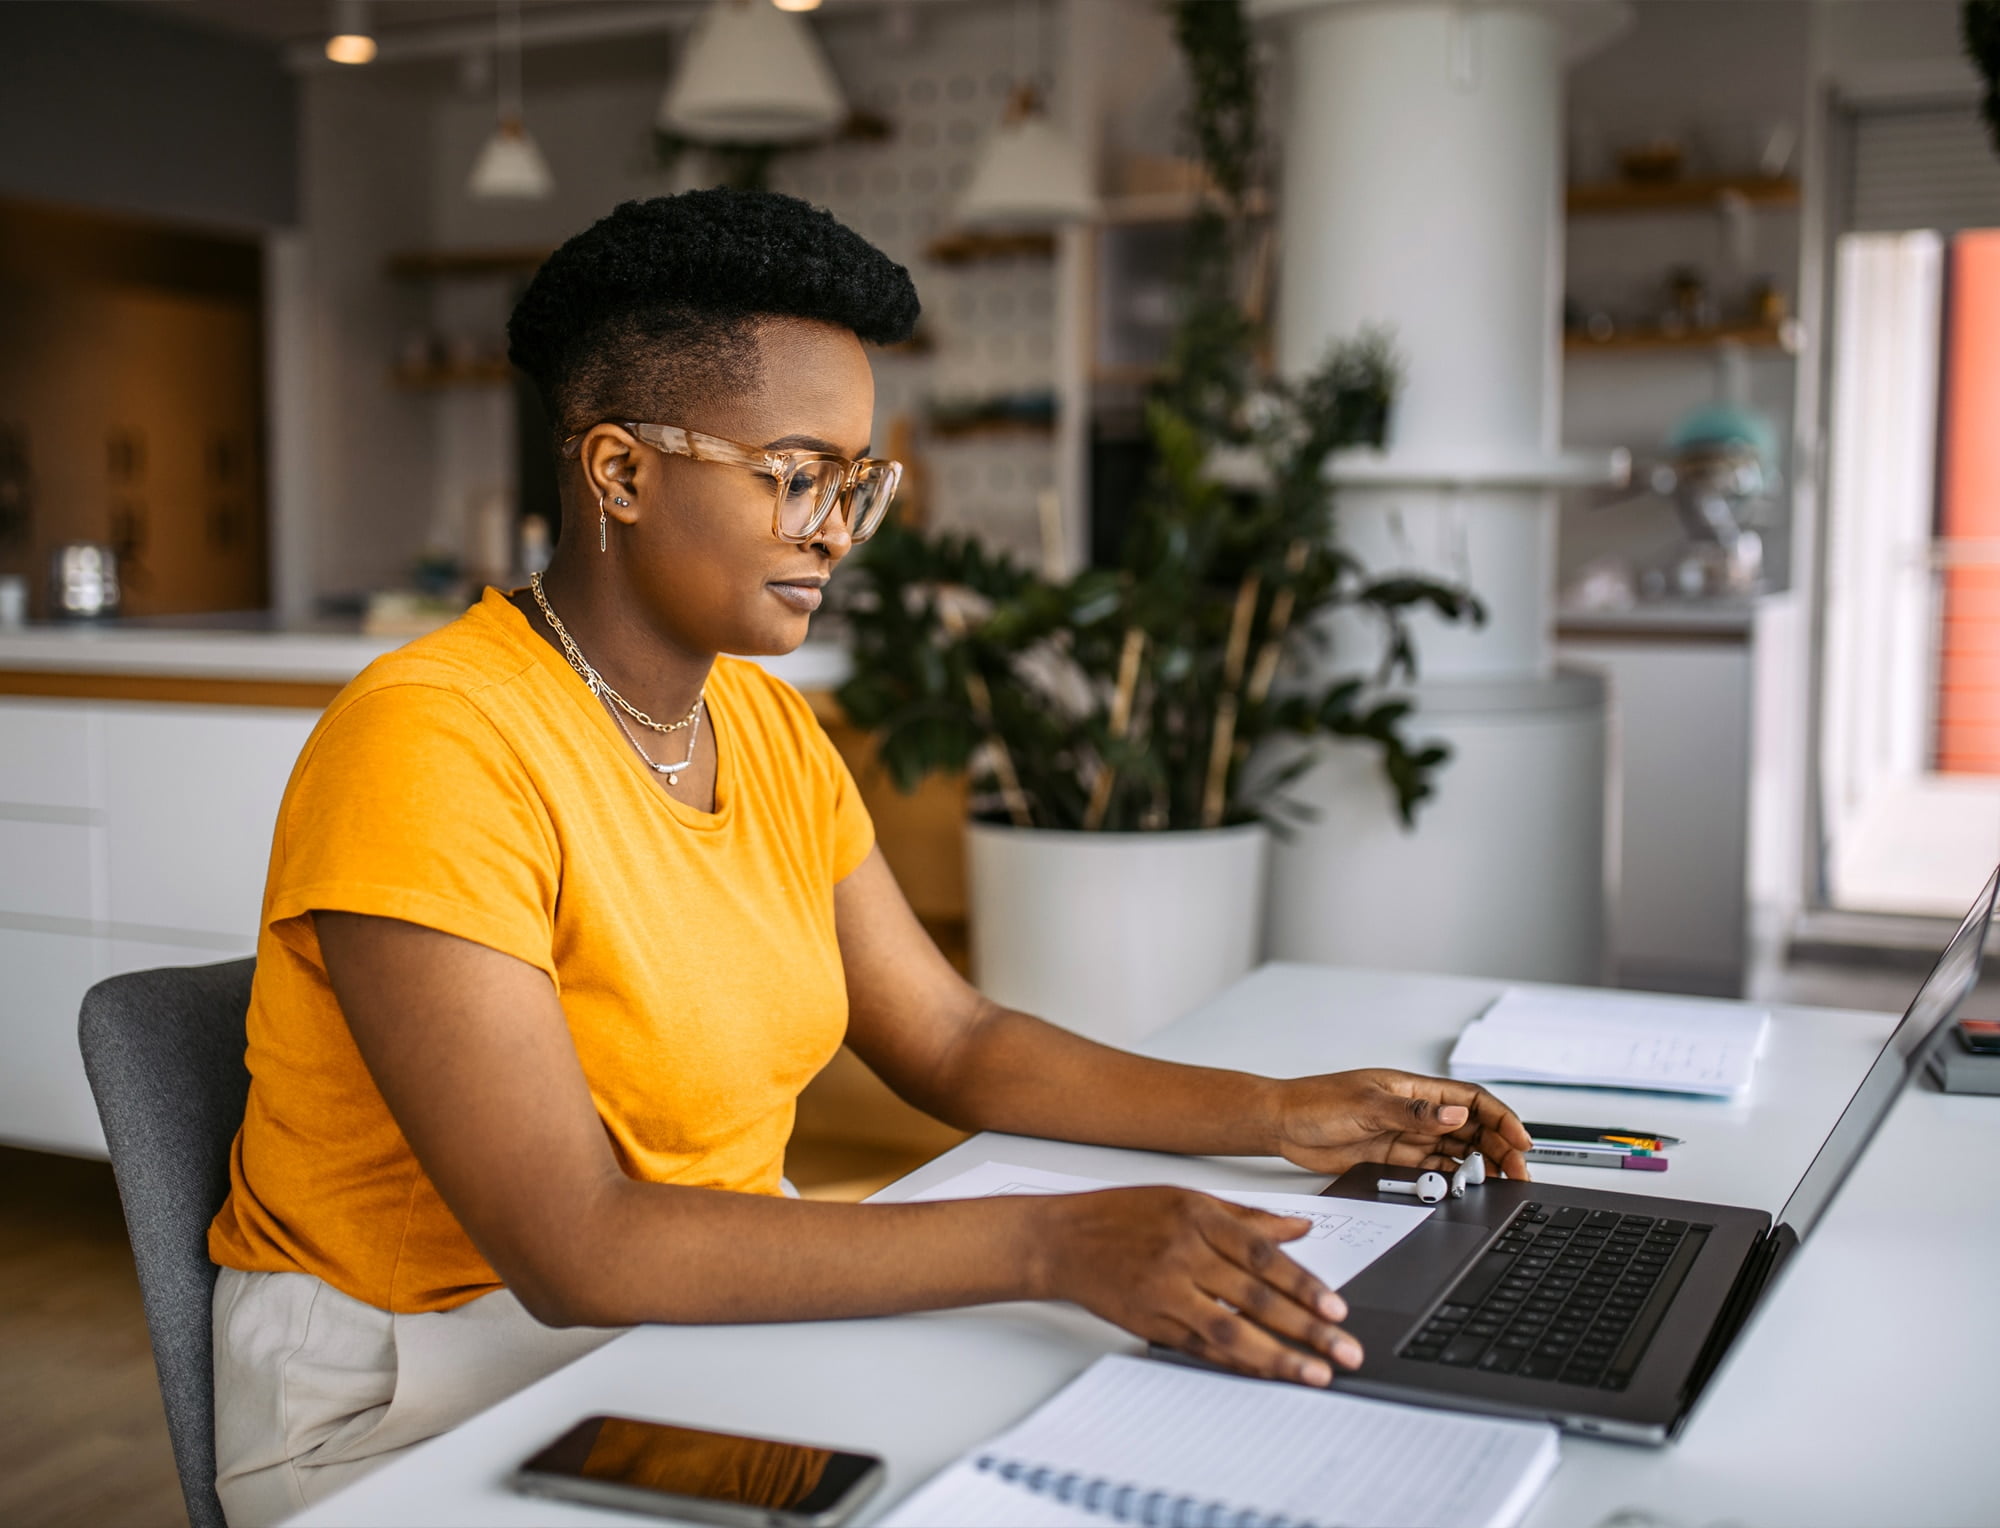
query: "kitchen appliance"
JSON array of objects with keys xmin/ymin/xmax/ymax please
[{"xmin": 49, "ymin": 542, "xmax": 121, "ymax": 619}]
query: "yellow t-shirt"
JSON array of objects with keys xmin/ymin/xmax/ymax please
[{"xmin": 207, "ymin": 587, "xmax": 874, "ymax": 1313}]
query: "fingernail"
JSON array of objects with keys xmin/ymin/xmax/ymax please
[
  {"xmin": 1302, "ymin": 1360, "xmax": 1333, "ymax": 1386},
  {"xmin": 1440, "ymin": 1105, "xmax": 1468, "ymax": 1125},
  {"xmin": 1319, "ymin": 1291, "xmax": 1348, "ymax": 1320},
  {"xmin": 1334, "ymin": 1339, "xmax": 1363, "ymax": 1368}
]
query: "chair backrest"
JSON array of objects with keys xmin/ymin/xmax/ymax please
[{"xmin": 79, "ymin": 957, "xmax": 256, "ymax": 1528}]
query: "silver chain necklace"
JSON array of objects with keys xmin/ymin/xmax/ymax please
[{"xmin": 529, "ymin": 572, "xmax": 705, "ymax": 786}]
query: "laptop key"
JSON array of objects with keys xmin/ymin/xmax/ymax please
[
  {"xmin": 1521, "ymin": 1356, "xmax": 1565, "ymax": 1379},
  {"xmin": 1435, "ymin": 1304, "xmax": 1475, "ymax": 1320},
  {"xmin": 1441, "ymin": 1335, "xmax": 1490, "ymax": 1366},
  {"xmin": 1479, "ymin": 1348, "xmax": 1525, "ymax": 1374},
  {"xmin": 1451, "ymin": 1253, "xmax": 1519, "ymax": 1306}
]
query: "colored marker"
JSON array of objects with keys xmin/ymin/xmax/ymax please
[
  {"xmin": 1525, "ymin": 1147, "xmax": 1668, "ymax": 1172},
  {"xmin": 1524, "ymin": 1122, "xmax": 1683, "ymax": 1147}
]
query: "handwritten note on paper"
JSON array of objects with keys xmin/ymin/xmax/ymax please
[
  {"xmin": 904, "ymin": 1161, "xmax": 1435, "ymax": 1292},
  {"xmin": 1448, "ymin": 986, "xmax": 1770, "ymax": 1098}
]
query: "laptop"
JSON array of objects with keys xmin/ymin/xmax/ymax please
[{"xmin": 1313, "ymin": 863, "xmax": 1999, "ymax": 1444}]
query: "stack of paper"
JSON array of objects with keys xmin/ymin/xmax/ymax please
[
  {"xmin": 882, "ymin": 1354, "xmax": 1560, "ymax": 1528},
  {"xmin": 1448, "ymin": 987, "xmax": 1770, "ymax": 1099}
]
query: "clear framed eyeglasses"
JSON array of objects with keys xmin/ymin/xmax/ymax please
[{"xmin": 560, "ymin": 422, "xmax": 904, "ymax": 544}]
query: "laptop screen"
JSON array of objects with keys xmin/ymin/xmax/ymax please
[{"xmin": 1774, "ymin": 864, "xmax": 1998, "ymax": 1240}]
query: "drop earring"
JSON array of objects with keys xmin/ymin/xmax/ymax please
[{"xmin": 598, "ymin": 495, "xmax": 607, "ymax": 552}]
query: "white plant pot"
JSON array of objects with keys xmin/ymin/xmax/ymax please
[{"xmin": 966, "ymin": 821, "xmax": 1270, "ymax": 1048}]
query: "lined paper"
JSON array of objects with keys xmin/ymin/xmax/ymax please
[{"xmin": 904, "ymin": 1161, "xmax": 1435, "ymax": 1294}]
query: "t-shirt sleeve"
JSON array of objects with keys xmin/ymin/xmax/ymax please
[
  {"xmin": 267, "ymin": 684, "xmax": 561, "ymax": 981},
  {"xmin": 824, "ymin": 721, "xmax": 876, "ymax": 883}
]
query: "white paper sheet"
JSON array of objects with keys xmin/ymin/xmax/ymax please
[
  {"xmin": 881, "ymin": 1354, "xmax": 1560, "ymax": 1528},
  {"xmin": 904, "ymin": 1160, "xmax": 1435, "ymax": 1294},
  {"xmin": 1448, "ymin": 986, "xmax": 1770, "ymax": 1098}
]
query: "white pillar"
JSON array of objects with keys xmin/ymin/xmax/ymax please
[{"xmin": 1253, "ymin": 0, "xmax": 1624, "ymax": 985}]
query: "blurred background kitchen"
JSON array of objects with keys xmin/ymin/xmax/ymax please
[{"xmin": 1, "ymin": 1, "xmax": 1996, "ymax": 1521}]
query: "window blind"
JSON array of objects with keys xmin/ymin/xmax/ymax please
[{"xmin": 1848, "ymin": 104, "xmax": 2000, "ymax": 234}]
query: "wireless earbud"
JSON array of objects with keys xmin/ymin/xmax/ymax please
[
  {"xmin": 1450, "ymin": 1152, "xmax": 1487, "ymax": 1198},
  {"xmin": 1376, "ymin": 1170, "xmax": 1450, "ymax": 1204},
  {"xmin": 1378, "ymin": 1153, "xmax": 1486, "ymax": 1205}
]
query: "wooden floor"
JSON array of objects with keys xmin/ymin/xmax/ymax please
[
  {"xmin": 0, "ymin": 1126, "xmax": 942, "ymax": 1528},
  {"xmin": 0, "ymin": 1145, "xmax": 188, "ymax": 1528}
]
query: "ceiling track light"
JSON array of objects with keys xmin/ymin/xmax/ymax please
[{"xmin": 324, "ymin": 0, "xmax": 377, "ymax": 64}]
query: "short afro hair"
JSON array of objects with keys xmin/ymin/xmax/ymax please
[{"xmin": 508, "ymin": 188, "xmax": 921, "ymax": 441}]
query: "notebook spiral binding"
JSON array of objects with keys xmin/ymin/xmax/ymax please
[{"xmin": 973, "ymin": 1453, "xmax": 1319, "ymax": 1528}]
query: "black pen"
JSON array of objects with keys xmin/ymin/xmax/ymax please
[{"xmin": 1523, "ymin": 1121, "xmax": 1683, "ymax": 1147}]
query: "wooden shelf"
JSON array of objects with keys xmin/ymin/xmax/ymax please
[
  {"xmin": 1564, "ymin": 320, "xmax": 1802, "ymax": 355},
  {"xmin": 1567, "ymin": 176, "xmax": 1800, "ymax": 215},
  {"xmin": 923, "ymin": 230, "xmax": 1057, "ymax": 266},
  {"xmin": 385, "ymin": 248, "xmax": 553, "ymax": 280},
  {"xmin": 927, "ymin": 416, "xmax": 1058, "ymax": 441},
  {"xmin": 391, "ymin": 359, "xmax": 515, "ymax": 390}
]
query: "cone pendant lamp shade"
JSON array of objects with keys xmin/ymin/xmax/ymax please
[
  {"xmin": 469, "ymin": 119, "xmax": 555, "ymax": 199},
  {"xmin": 659, "ymin": 0, "xmax": 845, "ymax": 144},
  {"xmin": 956, "ymin": 102, "xmax": 1097, "ymax": 230}
]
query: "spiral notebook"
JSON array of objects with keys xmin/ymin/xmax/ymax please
[{"xmin": 880, "ymin": 1356, "xmax": 1559, "ymax": 1528}]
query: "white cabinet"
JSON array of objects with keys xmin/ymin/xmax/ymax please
[
  {"xmin": 100, "ymin": 706, "xmax": 316, "ymax": 936},
  {"xmin": 1557, "ymin": 627, "xmax": 1752, "ymax": 995},
  {"xmin": 0, "ymin": 698, "xmax": 313, "ymax": 1156}
]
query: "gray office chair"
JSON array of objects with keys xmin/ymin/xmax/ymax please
[{"xmin": 79, "ymin": 957, "xmax": 256, "ymax": 1528}]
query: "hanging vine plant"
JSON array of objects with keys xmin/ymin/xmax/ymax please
[{"xmin": 837, "ymin": 0, "xmax": 1481, "ymax": 831}]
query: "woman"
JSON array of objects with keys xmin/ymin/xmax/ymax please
[{"xmin": 206, "ymin": 189, "xmax": 1531, "ymax": 1526}]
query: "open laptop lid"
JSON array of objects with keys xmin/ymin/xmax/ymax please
[{"xmin": 1774, "ymin": 864, "xmax": 1999, "ymax": 1241}]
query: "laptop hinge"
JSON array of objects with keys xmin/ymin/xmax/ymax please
[{"xmin": 1677, "ymin": 1222, "xmax": 1798, "ymax": 1423}]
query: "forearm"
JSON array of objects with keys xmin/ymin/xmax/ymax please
[
  {"xmin": 514, "ymin": 1177, "xmax": 1055, "ymax": 1329},
  {"xmin": 903, "ymin": 1000, "xmax": 1289, "ymax": 1159}
]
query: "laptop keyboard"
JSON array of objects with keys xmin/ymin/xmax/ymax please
[{"xmin": 1397, "ymin": 1203, "xmax": 1711, "ymax": 1391}]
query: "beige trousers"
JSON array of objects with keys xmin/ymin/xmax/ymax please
[{"xmin": 210, "ymin": 1267, "xmax": 626, "ymax": 1528}]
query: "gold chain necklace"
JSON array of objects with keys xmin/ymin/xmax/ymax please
[{"xmin": 529, "ymin": 572, "xmax": 703, "ymax": 734}]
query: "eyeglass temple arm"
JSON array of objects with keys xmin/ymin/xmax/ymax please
[{"xmin": 559, "ymin": 423, "xmax": 779, "ymax": 476}]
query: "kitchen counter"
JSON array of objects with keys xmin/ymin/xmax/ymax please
[
  {"xmin": 0, "ymin": 619, "xmax": 853, "ymax": 694},
  {"xmin": 1554, "ymin": 599, "xmax": 1756, "ymax": 642}
]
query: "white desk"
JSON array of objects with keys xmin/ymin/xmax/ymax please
[{"xmin": 292, "ymin": 963, "xmax": 1999, "ymax": 1528}]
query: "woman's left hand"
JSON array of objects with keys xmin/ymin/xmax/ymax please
[{"xmin": 1270, "ymin": 1069, "xmax": 1534, "ymax": 1180}]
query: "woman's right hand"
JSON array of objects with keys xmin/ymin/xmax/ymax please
[{"xmin": 1029, "ymin": 1186, "xmax": 1363, "ymax": 1387}]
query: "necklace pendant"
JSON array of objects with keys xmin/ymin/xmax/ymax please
[{"xmin": 666, "ymin": 772, "xmax": 680, "ymax": 786}]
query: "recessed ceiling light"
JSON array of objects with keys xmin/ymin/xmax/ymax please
[{"xmin": 773, "ymin": 0, "xmax": 825, "ymax": 12}]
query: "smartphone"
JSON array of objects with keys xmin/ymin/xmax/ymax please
[
  {"xmin": 1958, "ymin": 1018, "xmax": 2000, "ymax": 1054},
  {"xmin": 510, "ymin": 1414, "xmax": 885, "ymax": 1527}
]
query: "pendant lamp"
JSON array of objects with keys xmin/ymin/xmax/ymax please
[
  {"xmin": 956, "ymin": 85, "xmax": 1097, "ymax": 230},
  {"xmin": 468, "ymin": 0, "xmax": 554, "ymax": 200},
  {"xmin": 658, "ymin": 0, "xmax": 845, "ymax": 145},
  {"xmin": 955, "ymin": 1, "xmax": 1095, "ymax": 230},
  {"xmin": 324, "ymin": 0, "xmax": 376, "ymax": 64}
]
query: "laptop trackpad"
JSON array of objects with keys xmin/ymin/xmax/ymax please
[{"xmin": 1343, "ymin": 1221, "xmax": 1493, "ymax": 1314}]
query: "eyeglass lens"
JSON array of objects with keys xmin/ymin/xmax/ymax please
[{"xmin": 778, "ymin": 460, "xmax": 901, "ymax": 542}]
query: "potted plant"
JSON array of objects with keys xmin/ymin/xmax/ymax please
[{"xmin": 836, "ymin": 0, "xmax": 1481, "ymax": 1043}]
